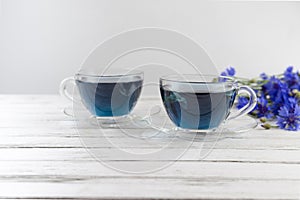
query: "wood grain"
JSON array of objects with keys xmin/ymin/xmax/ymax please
[{"xmin": 0, "ymin": 95, "xmax": 300, "ymax": 200}]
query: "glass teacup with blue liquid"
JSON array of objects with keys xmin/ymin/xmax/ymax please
[
  {"xmin": 60, "ymin": 70, "xmax": 144, "ymax": 127},
  {"xmin": 159, "ymin": 74, "xmax": 257, "ymax": 135}
]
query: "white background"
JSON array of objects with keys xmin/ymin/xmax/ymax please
[{"xmin": 1, "ymin": 0, "xmax": 300, "ymax": 94}]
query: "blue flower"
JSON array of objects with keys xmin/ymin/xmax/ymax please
[
  {"xmin": 283, "ymin": 66, "xmax": 300, "ymax": 90},
  {"xmin": 221, "ymin": 66, "xmax": 236, "ymax": 77},
  {"xmin": 253, "ymin": 96, "xmax": 274, "ymax": 119},
  {"xmin": 260, "ymin": 73, "xmax": 268, "ymax": 80},
  {"xmin": 277, "ymin": 97, "xmax": 300, "ymax": 131},
  {"xmin": 227, "ymin": 67, "xmax": 236, "ymax": 76},
  {"xmin": 220, "ymin": 71, "xmax": 227, "ymax": 76},
  {"xmin": 236, "ymin": 96, "xmax": 249, "ymax": 109},
  {"xmin": 222, "ymin": 66, "xmax": 300, "ymax": 131},
  {"xmin": 270, "ymin": 82, "xmax": 290, "ymax": 115},
  {"xmin": 262, "ymin": 76, "xmax": 285, "ymax": 101},
  {"xmin": 285, "ymin": 66, "xmax": 293, "ymax": 74}
]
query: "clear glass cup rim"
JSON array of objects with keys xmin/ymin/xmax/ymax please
[
  {"xmin": 75, "ymin": 69, "xmax": 143, "ymax": 78},
  {"xmin": 160, "ymin": 74, "xmax": 237, "ymax": 84},
  {"xmin": 74, "ymin": 70, "xmax": 144, "ymax": 83}
]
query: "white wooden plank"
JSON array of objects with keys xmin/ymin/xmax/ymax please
[
  {"xmin": 1, "ymin": 126, "xmax": 300, "ymax": 140},
  {"xmin": 0, "ymin": 135, "xmax": 300, "ymax": 150},
  {"xmin": 0, "ymin": 148, "xmax": 300, "ymax": 163},
  {"xmin": 0, "ymin": 179, "xmax": 299, "ymax": 200},
  {"xmin": 0, "ymin": 160, "xmax": 300, "ymax": 181}
]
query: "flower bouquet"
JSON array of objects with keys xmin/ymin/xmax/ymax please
[{"xmin": 221, "ymin": 66, "xmax": 300, "ymax": 131}]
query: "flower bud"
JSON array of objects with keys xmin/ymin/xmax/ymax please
[
  {"xmin": 261, "ymin": 123, "xmax": 271, "ymax": 129},
  {"xmin": 260, "ymin": 117, "xmax": 267, "ymax": 123}
]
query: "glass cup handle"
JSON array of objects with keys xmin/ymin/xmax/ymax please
[
  {"xmin": 226, "ymin": 85, "xmax": 257, "ymax": 120},
  {"xmin": 59, "ymin": 77, "xmax": 76, "ymax": 102}
]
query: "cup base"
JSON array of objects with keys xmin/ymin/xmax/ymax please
[
  {"xmin": 170, "ymin": 127, "xmax": 223, "ymax": 142},
  {"xmin": 89, "ymin": 115, "xmax": 151, "ymax": 129},
  {"xmin": 173, "ymin": 127, "xmax": 218, "ymax": 133},
  {"xmin": 63, "ymin": 106, "xmax": 74, "ymax": 117}
]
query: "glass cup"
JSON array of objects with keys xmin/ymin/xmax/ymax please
[
  {"xmin": 59, "ymin": 71, "xmax": 144, "ymax": 127},
  {"xmin": 159, "ymin": 74, "xmax": 257, "ymax": 133}
]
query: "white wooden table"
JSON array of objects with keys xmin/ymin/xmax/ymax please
[{"xmin": 1, "ymin": 95, "xmax": 300, "ymax": 200}]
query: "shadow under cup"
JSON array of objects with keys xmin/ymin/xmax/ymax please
[
  {"xmin": 75, "ymin": 72, "xmax": 143, "ymax": 119},
  {"xmin": 160, "ymin": 75, "xmax": 239, "ymax": 131}
]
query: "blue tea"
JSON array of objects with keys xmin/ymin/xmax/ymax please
[
  {"xmin": 76, "ymin": 78, "xmax": 143, "ymax": 117},
  {"xmin": 160, "ymin": 85, "xmax": 237, "ymax": 130}
]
